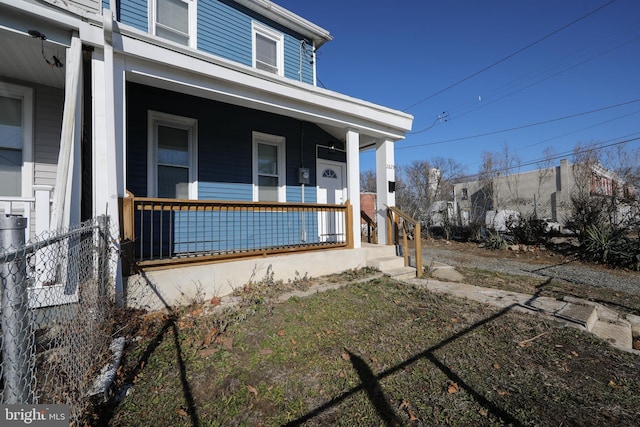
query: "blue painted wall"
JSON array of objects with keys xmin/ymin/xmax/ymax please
[
  {"xmin": 127, "ymin": 82, "xmax": 336, "ymax": 203},
  {"xmin": 127, "ymin": 82, "xmax": 345, "ymax": 259},
  {"xmin": 117, "ymin": 0, "xmax": 315, "ymax": 84},
  {"xmin": 118, "ymin": 0, "xmax": 147, "ymax": 32}
]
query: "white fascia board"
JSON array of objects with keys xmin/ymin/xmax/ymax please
[
  {"xmin": 117, "ymin": 31, "xmax": 412, "ymax": 140},
  {"xmin": 233, "ymin": 0, "xmax": 332, "ymax": 48},
  {"xmin": 2, "ymin": 0, "xmax": 100, "ymax": 29},
  {"xmin": 1, "ymin": 0, "xmax": 105, "ymax": 47}
]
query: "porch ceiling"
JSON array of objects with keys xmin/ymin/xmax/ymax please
[{"xmin": 0, "ymin": 27, "xmax": 66, "ymax": 89}]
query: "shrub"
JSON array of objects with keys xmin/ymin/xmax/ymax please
[{"xmin": 582, "ymin": 225, "xmax": 640, "ymax": 270}]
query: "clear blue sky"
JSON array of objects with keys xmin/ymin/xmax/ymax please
[{"xmin": 276, "ymin": 0, "xmax": 640, "ymax": 175}]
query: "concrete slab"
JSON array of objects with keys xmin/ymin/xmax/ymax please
[
  {"xmin": 384, "ymin": 267, "xmax": 416, "ymax": 280},
  {"xmin": 592, "ymin": 320, "xmax": 633, "ymax": 350},
  {"xmin": 405, "ymin": 277, "xmax": 637, "ymax": 352},
  {"xmin": 554, "ymin": 304, "xmax": 598, "ymax": 330},
  {"xmin": 429, "ymin": 264, "xmax": 465, "ymax": 282}
]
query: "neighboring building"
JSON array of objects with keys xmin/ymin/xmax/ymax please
[
  {"xmin": 454, "ymin": 159, "xmax": 636, "ymax": 227},
  {"xmin": 0, "ymin": 0, "xmax": 412, "ymax": 308},
  {"xmin": 360, "ymin": 192, "xmax": 377, "ymax": 225}
]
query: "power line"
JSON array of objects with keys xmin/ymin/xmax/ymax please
[
  {"xmin": 401, "ymin": 98, "xmax": 640, "ymax": 147},
  {"xmin": 403, "ymin": 0, "xmax": 618, "ymax": 112}
]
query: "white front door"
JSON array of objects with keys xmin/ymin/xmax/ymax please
[
  {"xmin": 317, "ymin": 160, "xmax": 346, "ymax": 242},
  {"xmin": 317, "ymin": 160, "xmax": 346, "ymax": 204}
]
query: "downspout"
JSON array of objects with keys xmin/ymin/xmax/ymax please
[{"xmin": 50, "ymin": 34, "xmax": 82, "ymax": 230}]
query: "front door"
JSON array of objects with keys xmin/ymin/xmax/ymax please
[
  {"xmin": 317, "ymin": 160, "xmax": 346, "ymax": 242},
  {"xmin": 317, "ymin": 160, "xmax": 346, "ymax": 204}
]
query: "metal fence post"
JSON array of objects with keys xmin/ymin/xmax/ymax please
[{"xmin": 0, "ymin": 215, "xmax": 31, "ymax": 404}]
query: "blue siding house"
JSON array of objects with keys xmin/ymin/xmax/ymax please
[{"xmin": 0, "ymin": 0, "xmax": 413, "ymax": 307}]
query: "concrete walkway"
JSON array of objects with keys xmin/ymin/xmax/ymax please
[
  {"xmin": 207, "ymin": 263, "xmax": 639, "ymax": 354},
  {"xmin": 404, "ymin": 264, "xmax": 640, "ymax": 354}
]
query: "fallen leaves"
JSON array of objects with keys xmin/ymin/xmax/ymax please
[
  {"xmin": 608, "ymin": 380, "xmax": 625, "ymax": 389},
  {"xmin": 399, "ymin": 399, "xmax": 418, "ymax": 421},
  {"xmin": 447, "ymin": 381, "xmax": 459, "ymax": 394},
  {"xmin": 247, "ymin": 385, "xmax": 258, "ymax": 396}
]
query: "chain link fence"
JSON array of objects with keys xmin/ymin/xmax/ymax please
[{"xmin": 0, "ymin": 215, "xmax": 118, "ymax": 424}]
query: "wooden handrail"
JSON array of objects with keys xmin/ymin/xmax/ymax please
[
  {"xmin": 385, "ymin": 205, "xmax": 422, "ymax": 278},
  {"xmin": 360, "ymin": 210, "xmax": 377, "ymax": 244},
  {"xmin": 386, "ymin": 205, "xmax": 419, "ymax": 226}
]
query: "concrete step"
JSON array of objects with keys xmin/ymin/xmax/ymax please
[
  {"xmin": 383, "ymin": 266, "xmax": 416, "ymax": 281},
  {"xmin": 554, "ymin": 303, "xmax": 599, "ymax": 331},
  {"xmin": 592, "ymin": 320, "xmax": 633, "ymax": 350},
  {"xmin": 429, "ymin": 262, "xmax": 465, "ymax": 282},
  {"xmin": 368, "ymin": 256, "xmax": 406, "ymax": 271}
]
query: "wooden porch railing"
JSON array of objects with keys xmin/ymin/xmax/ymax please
[
  {"xmin": 360, "ymin": 210, "xmax": 377, "ymax": 244},
  {"xmin": 120, "ymin": 193, "xmax": 353, "ymax": 267},
  {"xmin": 386, "ymin": 205, "xmax": 423, "ymax": 277}
]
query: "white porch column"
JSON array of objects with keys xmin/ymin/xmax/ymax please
[
  {"xmin": 376, "ymin": 138, "xmax": 395, "ymax": 245},
  {"xmin": 97, "ymin": 8, "xmax": 125, "ymax": 303},
  {"xmin": 346, "ymin": 129, "xmax": 361, "ymax": 249},
  {"xmin": 50, "ymin": 35, "xmax": 82, "ymax": 229}
]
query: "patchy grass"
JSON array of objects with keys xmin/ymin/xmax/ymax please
[{"xmin": 93, "ymin": 271, "xmax": 639, "ymax": 426}]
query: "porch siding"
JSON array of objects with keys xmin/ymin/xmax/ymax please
[
  {"xmin": 127, "ymin": 83, "xmax": 336, "ymax": 202},
  {"xmin": 34, "ymin": 85, "xmax": 63, "ymax": 189},
  {"xmin": 172, "ymin": 210, "xmax": 322, "ymax": 254},
  {"xmin": 286, "ymin": 186, "xmax": 317, "ymax": 203},
  {"xmin": 199, "ymin": 182, "xmax": 252, "ymax": 201}
]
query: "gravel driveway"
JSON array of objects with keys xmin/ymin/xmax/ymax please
[{"xmin": 422, "ymin": 246, "xmax": 640, "ymax": 296}]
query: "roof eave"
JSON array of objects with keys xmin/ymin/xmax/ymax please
[{"xmin": 233, "ymin": 0, "xmax": 333, "ymax": 48}]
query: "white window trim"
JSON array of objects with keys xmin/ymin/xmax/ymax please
[
  {"xmin": 252, "ymin": 21, "xmax": 285, "ymax": 76},
  {"xmin": 149, "ymin": 0, "xmax": 198, "ymax": 49},
  {"xmin": 252, "ymin": 131, "xmax": 286, "ymax": 202},
  {"xmin": 0, "ymin": 82, "xmax": 33, "ymax": 198},
  {"xmin": 147, "ymin": 111, "xmax": 198, "ymax": 199}
]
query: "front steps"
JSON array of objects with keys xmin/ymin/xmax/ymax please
[{"xmin": 363, "ymin": 244, "xmax": 417, "ymax": 280}]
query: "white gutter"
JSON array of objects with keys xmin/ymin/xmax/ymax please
[
  {"xmin": 50, "ymin": 35, "xmax": 82, "ymax": 229},
  {"xmin": 233, "ymin": 0, "xmax": 332, "ymax": 47}
]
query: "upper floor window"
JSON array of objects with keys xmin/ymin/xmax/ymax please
[
  {"xmin": 150, "ymin": 0, "xmax": 197, "ymax": 48},
  {"xmin": 252, "ymin": 22, "xmax": 284, "ymax": 76},
  {"xmin": 461, "ymin": 188, "xmax": 468, "ymax": 200}
]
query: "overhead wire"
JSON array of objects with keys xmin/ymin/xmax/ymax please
[
  {"xmin": 408, "ymin": 22, "xmax": 640, "ymax": 133},
  {"xmin": 401, "ymin": 98, "xmax": 640, "ymax": 149},
  {"xmin": 402, "ymin": 0, "xmax": 618, "ymax": 112}
]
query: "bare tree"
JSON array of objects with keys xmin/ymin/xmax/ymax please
[{"xmin": 360, "ymin": 170, "xmax": 376, "ymax": 193}]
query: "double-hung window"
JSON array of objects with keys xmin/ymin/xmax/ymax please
[
  {"xmin": 252, "ymin": 22, "xmax": 284, "ymax": 76},
  {"xmin": 148, "ymin": 111, "xmax": 197, "ymax": 199},
  {"xmin": 253, "ymin": 132, "xmax": 285, "ymax": 202},
  {"xmin": 0, "ymin": 83, "xmax": 33, "ymax": 197},
  {"xmin": 151, "ymin": 0, "xmax": 197, "ymax": 48}
]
